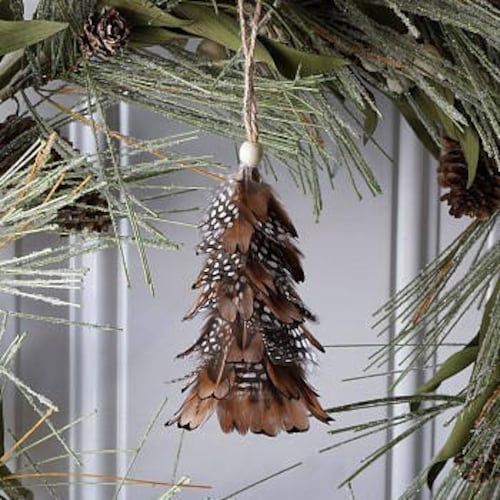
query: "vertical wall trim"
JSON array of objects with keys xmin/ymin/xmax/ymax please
[
  {"xmin": 68, "ymin": 120, "xmax": 84, "ymax": 500},
  {"xmin": 1, "ymin": 241, "xmax": 20, "ymax": 468},
  {"xmin": 422, "ymin": 151, "xmax": 441, "ymax": 476},
  {"xmin": 68, "ymin": 117, "xmax": 120, "ymax": 500},
  {"xmin": 116, "ymin": 101, "xmax": 131, "ymax": 500},
  {"xmin": 389, "ymin": 117, "xmax": 437, "ymax": 499},
  {"xmin": 385, "ymin": 107, "xmax": 400, "ymax": 500},
  {"xmin": 68, "ymin": 247, "xmax": 78, "ymax": 500}
]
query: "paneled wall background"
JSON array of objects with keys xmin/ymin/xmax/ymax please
[{"xmin": 1, "ymin": 3, "xmax": 483, "ymax": 499}]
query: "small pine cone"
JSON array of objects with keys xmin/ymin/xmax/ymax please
[
  {"xmin": 56, "ymin": 191, "xmax": 112, "ymax": 234},
  {"xmin": 80, "ymin": 6, "xmax": 130, "ymax": 58},
  {"xmin": 48, "ymin": 144, "xmax": 112, "ymax": 234},
  {"xmin": 0, "ymin": 116, "xmax": 111, "ymax": 234},
  {"xmin": 0, "ymin": 115, "xmax": 37, "ymax": 175},
  {"xmin": 453, "ymin": 388, "xmax": 500, "ymax": 484},
  {"xmin": 438, "ymin": 136, "xmax": 500, "ymax": 220},
  {"xmin": 454, "ymin": 438, "xmax": 500, "ymax": 484}
]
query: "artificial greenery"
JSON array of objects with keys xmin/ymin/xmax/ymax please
[{"xmin": 0, "ymin": 0, "xmax": 498, "ymax": 498}]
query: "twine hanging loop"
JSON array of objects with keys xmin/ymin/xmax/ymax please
[{"xmin": 238, "ymin": 0, "xmax": 263, "ymax": 166}]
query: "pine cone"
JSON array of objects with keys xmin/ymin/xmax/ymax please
[
  {"xmin": 80, "ymin": 6, "xmax": 130, "ymax": 58},
  {"xmin": 0, "ymin": 115, "xmax": 111, "ymax": 234},
  {"xmin": 167, "ymin": 165, "xmax": 330, "ymax": 436},
  {"xmin": 454, "ymin": 438, "xmax": 500, "ymax": 484},
  {"xmin": 50, "ymin": 147, "xmax": 112, "ymax": 234},
  {"xmin": 0, "ymin": 115, "xmax": 37, "ymax": 174},
  {"xmin": 454, "ymin": 388, "xmax": 500, "ymax": 484},
  {"xmin": 438, "ymin": 136, "xmax": 500, "ymax": 220},
  {"xmin": 55, "ymin": 191, "xmax": 112, "ymax": 234}
]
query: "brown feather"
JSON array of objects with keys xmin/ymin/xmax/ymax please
[
  {"xmin": 177, "ymin": 340, "xmax": 200, "ymax": 360},
  {"xmin": 249, "ymin": 396, "xmax": 267, "ymax": 435},
  {"xmin": 167, "ymin": 393, "xmax": 217, "ymax": 431},
  {"xmin": 299, "ymin": 381, "xmax": 331, "ymax": 423},
  {"xmin": 243, "ymin": 181, "xmax": 272, "ymax": 221},
  {"xmin": 196, "ymin": 369, "xmax": 219, "ymax": 399},
  {"xmin": 245, "ymin": 260, "xmax": 276, "ymax": 293},
  {"xmin": 213, "ymin": 369, "xmax": 233, "ymax": 399},
  {"xmin": 183, "ymin": 290, "xmax": 211, "ymax": 320},
  {"xmin": 282, "ymin": 241, "xmax": 305, "ymax": 282},
  {"xmin": 217, "ymin": 398, "xmax": 236, "ymax": 433},
  {"xmin": 243, "ymin": 331, "xmax": 265, "ymax": 363},
  {"xmin": 237, "ymin": 400, "xmax": 253, "ymax": 434},
  {"xmin": 237, "ymin": 283, "xmax": 254, "ymax": 320},
  {"xmin": 222, "ymin": 217, "xmax": 254, "ymax": 253},
  {"xmin": 230, "ymin": 319, "xmax": 257, "ymax": 358},
  {"xmin": 268, "ymin": 195, "xmax": 298, "ymax": 237},
  {"xmin": 180, "ymin": 397, "xmax": 216, "ymax": 430},
  {"xmin": 302, "ymin": 325, "xmax": 325, "ymax": 352},
  {"xmin": 191, "ymin": 265, "xmax": 208, "ymax": 289},
  {"xmin": 261, "ymin": 394, "xmax": 283, "ymax": 436},
  {"xmin": 177, "ymin": 315, "xmax": 234, "ymax": 359},
  {"xmin": 265, "ymin": 361, "xmax": 301, "ymax": 399},
  {"xmin": 217, "ymin": 287, "xmax": 238, "ymax": 322},
  {"xmin": 282, "ymin": 398, "xmax": 309, "ymax": 432},
  {"xmin": 227, "ymin": 338, "xmax": 244, "ymax": 362},
  {"xmin": 260, "ymin": 291, "xmax": 302, "ymax": 324}
]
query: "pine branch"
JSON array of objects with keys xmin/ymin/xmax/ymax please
[{"xmin": 371, "ymin": 217, "xmax": 498, "ymax": 384}]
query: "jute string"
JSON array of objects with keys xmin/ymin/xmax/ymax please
[{"xmin": 238, "ymin": 0, "xmax": 262, "ymax": 144}]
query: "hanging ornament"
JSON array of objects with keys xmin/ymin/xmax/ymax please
[
  {"xmin": 167, "ymin": 0, "xmax": 330, "ymax": 436},
  {"xmin": 438, "ymin": 135, "xmax": 500, "ymax": 220}
]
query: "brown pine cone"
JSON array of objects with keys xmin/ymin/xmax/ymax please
[
  {"xmin": 438, "ymin": 136, "xmax": 500, "ymax": 220},
  {"xmin": 0, "ymin": 115, "xmax": 37, "ymax": 174},
  {"xmin": 454, "ymin": 437, "xmax": 500, "ymax": 484},
  {"xmin": 453, "ymin": 388, "xmax": 500, "ymax": 484},
  {"xmin": 0, "ymin": 114, "xmax": 111, "ymax": 234},
  {"xmin": 56, "ymin": 191, "xmax": 112, "ymax": 234},
  {"xmin": 50, "ymin": 148, "xmax": 111, "ymax": 234},
  {"xmin": 80, "ymin": 6, "xmax": 130, "ymax": 58}
]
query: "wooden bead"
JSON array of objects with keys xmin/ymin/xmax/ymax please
[{"xmin": 239, "ymin": 141, "xmax": 263, "ymax": 166}]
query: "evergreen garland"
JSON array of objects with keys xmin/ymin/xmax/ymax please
[{"xmin": 0, "ymin": 0, "xmax": 498, "ymax": 497}]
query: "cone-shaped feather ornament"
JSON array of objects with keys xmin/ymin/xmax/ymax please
[
  {"xmin": 167, "ymin": 0, "xmax": 329, "ymax": 436},
  {"xmin": 167, "ymin": 153, "xmax": 330, "ymax": 436}
]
